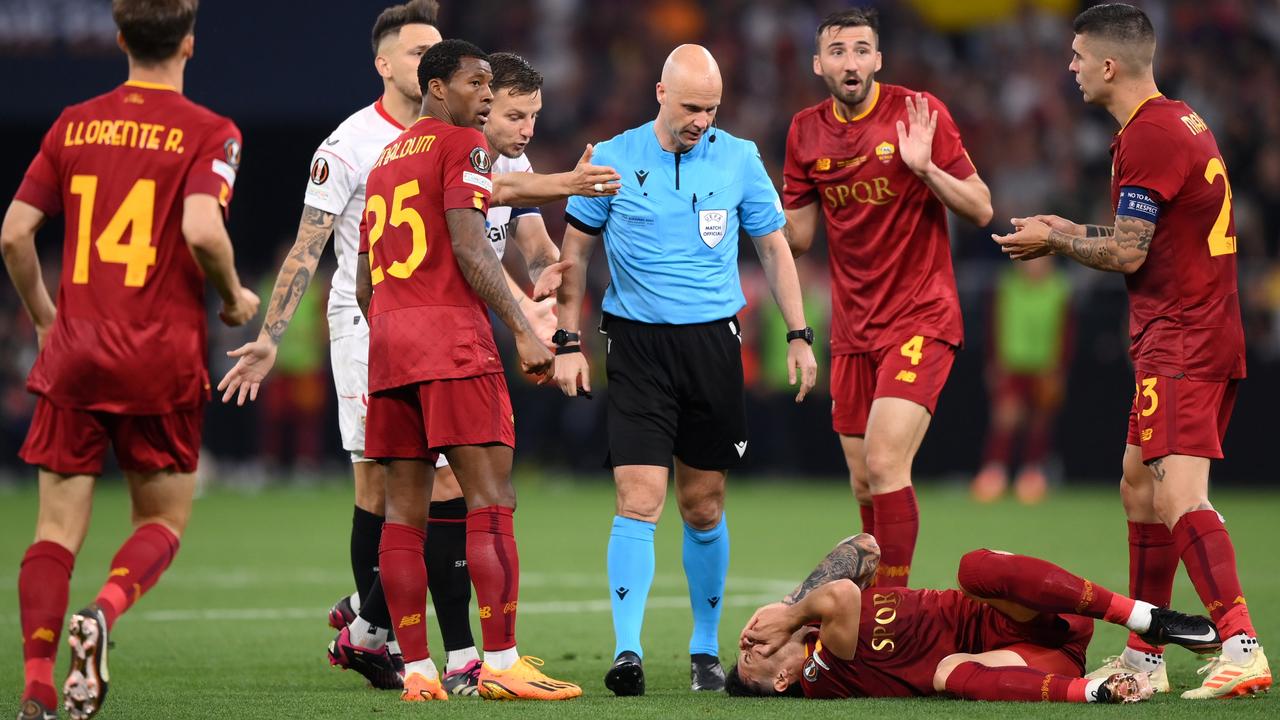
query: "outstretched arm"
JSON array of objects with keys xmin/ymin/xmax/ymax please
[
  {"xmin": 491, "ymin": 144, "xmax": 621, "ymax": 207},
  {"xmin": 993, "ymin": 213, "xmax": 1153, "ymax": 273},
  {"xmin": 784, "ymin": 533, "xmax": 882, "ymax": 603}
]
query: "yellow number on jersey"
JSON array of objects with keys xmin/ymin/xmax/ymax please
[
  {"xmin": 365, "ymin": 179, "xmax": 428, "ymax": 285},
  {"xmin": 900, "ymin": 335, "xmax": 924, "ymax": 366},
  {"xmin": 1204, "ymin": 157, "xmax": 1236, "ymax": 257},
  {"xmin": 1135, "ymin": 377, "xmax": 1159, "ymax": 418},
  {"xmin": 69, "ymin": 175, "xmax": 158, "ymax": 287}
]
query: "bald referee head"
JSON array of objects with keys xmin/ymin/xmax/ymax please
[{"xmin": 655, "ymin": 44, "xmax": 723, "ymax": 152}]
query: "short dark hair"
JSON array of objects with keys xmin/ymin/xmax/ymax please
[
  {"xmin": 1073, "ymin": 3, "xmax": 1155, "ymax": 47},
  {"xmin": 371, "ymin": 0, "xmax": 439, "ymax": 55},
  {"xmin": 417, "ymin": 39, "xmax": 489, "ymax": 92},
  {"xmin": 488, "ymin": 52, "xmax": 543, "ymax": 96},
  {"xmin": 815, "ymin": 7, "xmax": 879, "ymax": 50},
  {"xmin": 112, "ymin": 0, "xmax": 198, "ymax": 64},
  {"xmin": 724, "ymin": 663, "xmax": 804, "ymax": 698}
]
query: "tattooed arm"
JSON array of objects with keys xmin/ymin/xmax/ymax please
[
  {"xmin": 1045, "ymin": 216, "xmax": 1153, "ymax": 273},
  {"xmin": 994, "ymin": 213, "xmax": 1154, "ymax": 274},
  {"xmin": 783, "ymin": 533, "xmax": 882, "ymax": 603},
  {"xmin": 215, "ymin": 204, "xmax": 333, "ymax": 405},
  {"xmin": 447, "ymin": 208, "xmax": 553, "ymax": 379}
]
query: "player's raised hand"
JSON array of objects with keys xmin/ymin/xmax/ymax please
[
  {"xmin": 553, "ymin": 348, "xmax": 591, "ymax": 397},
  {"xmin": 896, "ymin": 93, "xmax": 938, "ymax": 176},
  {"xmin": 515, "ymin": 329, "xmax": 554, "ymax": 382},
  {"xmin": 532, "ymin": 259, "xmax": 572, "ymax": 301},
  {"xmin": 219, "ymin": 286, "xmax": 260, "ymax": 327},
  {"xmin": 567, "ymin": 144, "xmax": 621, "ymax": 197},
  {"xmin": 217, "ymin": 338, "xmax": 277, "ymax": 406},
  {"xmin": 787, "ymin": 339, "xmax": 818, "ymax": 403},
  {"xmin": 741, "ymin": 603, "xmax": 798, "ymax": 659},
  {"xmin": 993, "ymin": 217, "xmax": 1054, "ymax": 261},
  {"xmin": 521, "ymin": 295, "xmax": 558, "ymax": 348}
]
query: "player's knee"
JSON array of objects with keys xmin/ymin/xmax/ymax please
[
  {"xmin": 934, "ymin": 654, "xmax": 975, "ymax": 692},
  {"xmin": 864, "ymin": 446, "xmax": 909, "ymax": 491},
  {"xmin": 956, "ymin": 549, "xmax": 994, "ymax": 592},
  {"xmin": 678, "ymin": 497, "xmax": 723, "ymax": 530}
]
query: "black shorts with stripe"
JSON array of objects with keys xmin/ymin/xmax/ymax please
[{"xmin": 602, "ymin": 312, "xmax": 747, "ymax": 471}]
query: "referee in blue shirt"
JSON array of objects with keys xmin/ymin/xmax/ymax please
[{"xmin": 554, "ymin": 45, "xmax": 818, "ymax": 695}]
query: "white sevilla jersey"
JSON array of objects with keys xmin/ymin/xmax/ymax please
[
  {"xmin": 485, "ymin": 152, "xmax": 540, "ymax": 260},
  {"xmin": 303, "ymin": 98, "xmax": 405, "ymax": 339}
]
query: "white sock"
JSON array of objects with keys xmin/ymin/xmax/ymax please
[
  {"xmin": 349, "ymin": 591, "xmax": 361, "ymax": 614},
  {"xmin": 1121, "ymin": 645, "xmax": 1163, "ymax": 672},
  {"xmin": 348, "ymin": 616, "xmax": 388, "ymax": 651},
  {"xmin": 485, "ymin": 646, "xmax": 519, "ymax": 671},
  {"xmin": 387, "ymin": 640, "xmax": 401, "ymax": 656},
  {"xmin": 405, "ymin": 658, "xmax": 439, "ymax": 680},
  {"xmin": 446, "ymin": 647, "xmax": 480, "ymax": 673},
  {"xmin": 1223, "ymin": 634, "xmax": 1260, "ymax": 664},
  {"xmin": 1124, "ymin": 601, "xmax": 1156, "ymax": 634},
  {"xmin": 1084, "ymin": 677, "xmax": 1107, "ymax": 702}
]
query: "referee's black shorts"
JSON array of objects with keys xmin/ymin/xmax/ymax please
[{"xmin": 602, "ymin": 312, "xmax": 747, "ymax": 471}]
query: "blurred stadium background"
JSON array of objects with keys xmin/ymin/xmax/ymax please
[{"xmin": 3, "ymin": 0, "xmax": 1280, "ymax": 485}]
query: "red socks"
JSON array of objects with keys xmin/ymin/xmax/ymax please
[
  {"xmin": 1125, "ymin": 521, "xmax": 1177, "ymax": 652},
  {"xmin": 858, "ymin": 504, "xmax": 874, "ymax": 536},
  {"xmin": 466, "ymin": 505, "xmax": 519, "ymax": 651},
  {"xmin": 957, "ymin": 549, "xmax": 1134, "ymax": 624},
  {"xmin": 945, "ymin": 661, "xmax": 1090, "ymax": 702},
  {"xmin": 94, "ymin": 523, "xmax": 180, "ymax": 630},
  {"xmin": 1173, "ymin": 510, "xmax": 1255, "ymax": 639},
  {"xmin": 379, "ymin": 523, "xmax": 429, "ymax": 662},
  {"xmin": 870, "ymin": 487, "xmax": 917, "ymax": 587},
  {"xmin": 19, "ymin": 541, "xmax": 74, "ymax": 708}
]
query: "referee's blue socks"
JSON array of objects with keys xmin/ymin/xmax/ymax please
[
  {"xmin": 683, "ymin": 514, "xmax": 728, "ymax": 656},
  {"xmin": 608, "ymin": 515, "xmax": 655, "ymax": 659}
]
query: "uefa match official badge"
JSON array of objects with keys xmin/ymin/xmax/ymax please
[{"xmin": 876, "ymin": 141, "xmax": 895, "ymax": 164}]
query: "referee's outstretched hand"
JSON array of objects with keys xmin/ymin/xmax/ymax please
[{"xmin": 789, "ymin": 339, "xmax": 818, "ymax": 403}]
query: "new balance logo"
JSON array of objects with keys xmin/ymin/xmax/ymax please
[
  {"xmin": 734, "ymin": 441, "xmax": 748, "ymax": 457},
  {"xmin": 31, "ymin": 627, "xmax": 55, "ymax": 643},
  {"xmin": 616, "ymin": 587, "xmax": 630, "ymax": 600},
  {"xmin": 109, "ymin": 567, "xmax": 130, "ymax": 577},
  {"xmin": 894, "ymin": 370, "xmax": 917, "ymax": 383},
  {"xmin": 708, "ymin": 597, "xmax": 720, "ymax": 608},
  {"xmin": 398, "ymin": 613, "xmax": 422, "ymax": 628},
  {"xmin": 635, "ymin": 169, "xmax": 649, "ymax": 187}
]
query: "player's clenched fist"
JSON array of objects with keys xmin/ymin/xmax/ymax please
[
  {"xmin": 515, "ymin": 330, "xmax": 554, "ymax": 381},
  {"xmin": 219, "ymin": 286, "xmax": 260, "ymax": 327}
]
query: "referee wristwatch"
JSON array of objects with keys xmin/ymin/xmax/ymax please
[
  {"xmin": 553, "ymin": 329, "xmax": 582, "ymax": 355},
  {"xmin": 786, "ymin": 327, "xmax": 815, "ymax": 345}
]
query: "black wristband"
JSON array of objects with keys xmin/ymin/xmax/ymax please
[
  {"xmin": 552, "ymin": 329, "xmax": 581, "ymax": 347},
  {"xmin": 555, "ymin": 345, "xmax": 583, "ymax": 356},
  {"xmin": 786, "ymin": 327, "xmax": 815, "ymax": 345}
]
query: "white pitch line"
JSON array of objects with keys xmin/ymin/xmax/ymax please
[{"xmin": 0, "ymin": 593, "xmax": 782, "ymax": 625}]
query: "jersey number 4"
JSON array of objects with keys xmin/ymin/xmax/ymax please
[
  {"xmin": 365, "ymin": 179, "xmax": 428, "ymax": 285},
  {"xmin": 69, "ymin": 175, "xmax": 157, "ymax": 287},
  {"xmin": 1204, "ymin": 157, "xmax": 1236, "ymax": 257}
]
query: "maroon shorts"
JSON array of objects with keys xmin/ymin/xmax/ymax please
[
  {"xmin": 976, "ymin": 605, "xmax": 1093, "ymax": 677},
  {"xmin": 19, "ymin": 396, "xmax": 203, "ymax": 475},
  {"xmin": 831, "ymin": 336, "xmax": 957, "ymax": 436},
  {"xmin": 991, "ymin": 370, "xmax": 1063, "ymax": 411},
  {"xmin": 364, "ymin": 373, "xmax": 515, "ymax": 462},
  {"xmin": 1126, "ymin": 372, "xmax": 1237, "ymax": 462}
]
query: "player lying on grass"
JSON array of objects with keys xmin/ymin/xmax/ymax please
[{"xmin": 727, "ymin": 535, "xmax": 1219, "ymax": 703}]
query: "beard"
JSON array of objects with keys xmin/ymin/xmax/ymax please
[{"xmin": 824, "ymin": 70, "xmax": 875, "ymax": 109}]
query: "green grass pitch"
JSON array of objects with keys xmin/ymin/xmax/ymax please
[{"xmin": 1, "ymin": 477, "xmax": 1276, "ymax": 718}]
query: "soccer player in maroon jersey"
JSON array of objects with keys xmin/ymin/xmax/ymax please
[
  {"xmin": 726, "ymin": 536, "xmax": 1219, "ymax": 704},
  {"xmin": 782, "ymin": 8, "xmax": 993, "ymax": 588},
  {"xmin": 0, "ymin": 2, "xmax": 259, "ymax": 718},
  {"xmin": 352, "ymin": 39, "xmax": 579, "ymax": 702},
  {"xmin": 995, "ymin": 3, "xmax": 1270, "ymax": 699}
]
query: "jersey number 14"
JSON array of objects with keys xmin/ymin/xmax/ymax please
[{"xmin": 69, "ymin": 175, "xmax": 158, "ymax": 287}]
